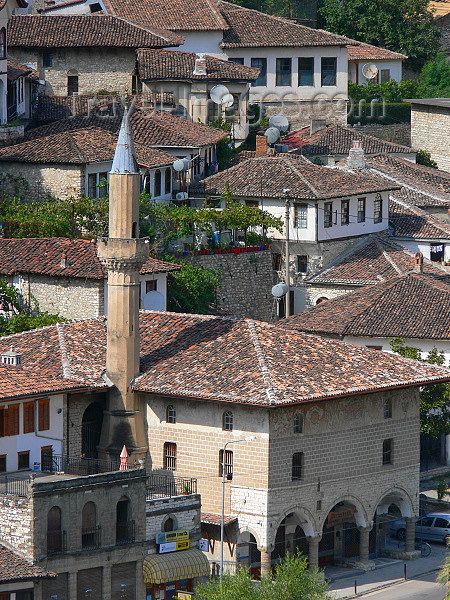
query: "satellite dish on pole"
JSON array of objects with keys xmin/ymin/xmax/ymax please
[
  {"xmin": 173, "ymin": 158, "xmax": 190, "ymax": 172},
  {"xmin": 271, "ymin": 283, "xmax": 289, "ymax": 298},
  {"xmin": 142, "ymin": 291, "xmax": 165, "ymax": 311},
  {"xmin": 362, "ymin": 63, "xmax": 378, "ymax": 80},
  {"xmin": 221, "ymin": 93, "xmax": 234, "ymax": 108},
  {"xmin": 210, "ymin": 84, "xmax": 230, "ymax": 105},
  {"xmin": 269, "ymin": 114, "xmax": 289, "ymax": 132},
  {"xmin": 265, "ymin": 127, "xmax": 280, "ymax": 145}
]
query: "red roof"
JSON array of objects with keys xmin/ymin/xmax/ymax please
[
  {"xmin": 390, "ymin": 198, "xmax": 450, "ymax": 240},
  {"xmin": 0, "ymin": 545, "xmax": 55, "ymax": 583},
  {"xmin": 347, "ymin": 41, "xmax": 407, "ymax": 61}
]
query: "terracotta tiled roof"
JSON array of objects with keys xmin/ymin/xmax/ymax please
[
  {"xmin": 8, "ymin": 15, "xmax": 183, "ymax": 49},
  {"xmin": 282, "ymin": 273, "xmax": 450, "ymax": 340},
  {"xmin": 366, "ymin": 154, "xmax": 450, "ymax": 207},
  {"xmin": 347, "ymin": 41, "xmax": 407, "ymax": 60},
  {"xmin": 102, "ymin": 0, "xmax": 228, "ymax": 31},
  {"xmin": 0, "ymin": 238, "xmax": 180, "ymax": 279},
  {"xmin": 199, "ymin": 154, "xmax": 398, "ymax": 200},
  {"xmin": 0, "ymin": 125, "xmax": 174, "ymax": 169},
  {"xmin": 7, "ymin": 56, "xmax": 39, "ymax": 83},
  {"xmin": 219, "ymin": 1, "xmax": 356, "ymax": 48},
  {"xmin": 0, "ymin": 545, "xmax": 55, "ymax": 583},
  {"xmin": 137, "ymin": 49, "xmax": 259, "ymax": 81},
  {"xmin": 390, "ymin": 198, "xmax": 450, "ymax": 239},
  {"xmin": 286, "ymin": 124, "xmax": 414, "ymax": 156},
  {"xmin": 306, "ymin": 236, "xmax": 447, "ymax": 286},
  {"xmin": 25, "ymin": 110, "xmax": 227, "ymax": 149},
  {"xmin": 201, "ymin": 513, "xmax": 237, "ymax": 526},
  {"xmin": 1, "ymin": 311, "xmax": 449, "ymax": 403}
]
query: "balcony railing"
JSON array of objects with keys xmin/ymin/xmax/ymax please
[
  {"xmin": 41, "ymin": 454, "xmax": 120, "ymax": 476},
  {"xmin": 116, "ymin": 520, "xmax": 135, "ymax": 544},
  {"xmin": 0, "ymin": 473, "xmax": 29, "ymax": 497},
  {"xmin": 146, "ymin": 475, "xmax": 197, "ymax": 500},
  {"xmin": 81, "ymin": 525, "xmax": 102, "ymax": 549},
  {"xmin": 47, "ymin": 530, "xmax": 67, "ymax": 555}
]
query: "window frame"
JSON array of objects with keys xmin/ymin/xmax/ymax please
[
  {"xmin": 223, "ymin": 410, "xmax": 233, "ymax": 431},
  {"xmin": 382, "ymin": 438, "xmax": 393, "ymax": 465},
  {"xmin": 154, "ymin": 170, "xmax": 162, "ymax": 197},
  {"xmin": 384, "ymin": 398, "xmax": 392, "ymax": 419},
  {"xmin": 324, "ymin": 202, "xmax": 333, "ymax": 228},
  {"xmin": 374, "ymin": 194, "xmax": 383, "ymax": 224},
  {"xmin": 230, "ymin": 57, "xmax": 244, "ymax": 65},
  {"xmin": 276, "ymin": 58, "xmax": 292, "ymax": 87},
  {"xmin": 163, "ymin": 442, "xmax": 177, "ymax": 471},
  {"xmin": 357, "ymin": 197, "xmax": 366, "ymax": 223},
  {"xmin": 0, "ymin": 454, "xmax": 5, "ymax": 472},
  {"xmin": 321, "ymin": 57, "xmax": 337, "ymax": 86},
  {"xmin": 340, "ymin": 199, "xmax": 350, "ymax": 225},
  {"xmin": 38, "ymin": 399, "xmax": 50, "ymax": 431},
  {"xmin": 294, "ymin": 203, "xmax": 307, "ymax": 228},
  {"xmin": 18, "ymin": 450, "xmax": 30, "ymax": 470},
  {"xmin": 42, "ymin": 51, "xmax": 53, "ymax": 68},
  {"xmin": 251, "ymin": 57, "xmax": 267, "ymax": 87},
  {"xmin": 23, "ymin": 401, "xmax": 35, "ymax": 434},
  {"xmin": 293, "ymin": 413, "xmax": 303, "ymax": 434},
  {"xmin": 292, "ymin": 451, "xmax": 304, "ymax": 480},
  {"xmin": 298, "ymin": 57, "xmax": 314, "ymax": 86},
  {"xmin": 219, "ymin": 449, "xmax": 233, "ymax": 479},
  {"xmin": 297, "ymin": 255, "xmax": 308, "ymax": 274},
  {"xmin": 166, "ymin": 405, "xmax": 176, "ymax": 424},
  {"xmin": 8, "ymin": 404, "xmax": 19, "ymax": 436}
]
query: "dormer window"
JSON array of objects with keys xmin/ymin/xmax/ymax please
[{"xmin": 1, "ymin": 346, "xmax": 22, "ymax": 366}]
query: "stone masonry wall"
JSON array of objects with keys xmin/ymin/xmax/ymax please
[
  {"xmin": 9, "ymin": 48, "xmax": 136, "ymax": 96},
  {"xmin": 185, "ymin": 250, "xmax": 273, "ymax": 322},
  {"xmin": 0, "ymin": 161, "xmax": 84, "ymax": 201},
  {"xmin": 0, "ymin": 494, "xmax": 33, "ymax": 558},
  {"xmin": 145, "ymin": 494, "xmax": 201, "ymax": 542},
  {"xmin": 411, "ymin": 104, "xmax": 450, "ymax": 172},
  {"xmin": 22, "ymin": 273, "xmax": 104, "ymax": 320},
  {"xmin": 261, "ymin": 99, "xmax": 348, "ymax": 130},
  {"xmin": 353, "ymin": 123, "xmax": 411, "ymax": 147}
]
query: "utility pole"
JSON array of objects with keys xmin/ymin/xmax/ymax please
[{"xmin": 284, "ymin": 190, "xmax": 291, "ymax": 318}]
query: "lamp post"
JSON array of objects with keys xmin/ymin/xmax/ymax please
[
  {"xmin": 220, "ymin": 436, "xmax": 256, "ymax": 580},
  {"xmin": 283, "ymin": 189, "xmax": 291, "ymax": 318}
]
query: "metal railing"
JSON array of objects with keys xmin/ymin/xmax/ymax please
[
  {"xmin": 42, "ymin": 454, "xmax": 120, "ymax": 476},
  {"xmin": 146, "ymin": 474, "xmax": 197, "ymax": 500},
  {"xmin": 116, "ymin": 520, "xmax": 135, "ymax": 544},
  {"xmin": 0, "ymin": 473, "xmax": 29, "ymax": 497},
  {"xmin": 81, "ymin": 525, "xmax": 102, "ymax": 549},
  {"xmin": 47, "ymin": 530, "xmax": 67, "ymax": 555}
]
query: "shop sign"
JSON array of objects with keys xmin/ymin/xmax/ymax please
[
  {"xmin": 157, "ymin": 529, "xmax": 189, "ymax": 544},
  {"xmin": 176, "ymin": 593, "xmax": 193, "ymax": 600},
  {"xmin": 327, "ymin": 507, "xmax": 356, "ymax": 527},
  {"xmin": 198, "ymin": 539, "xmax": 210, "ymax": 552},
  {"xmin": 158, "ymin": 540, "xmax": 190, "ymax": 554}
]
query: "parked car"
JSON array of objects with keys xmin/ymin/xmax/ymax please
[{"xmin": 390, "ymin": 513, "xmax": 450, "ymax": 543}]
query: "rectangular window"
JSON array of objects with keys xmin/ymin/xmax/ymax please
[
  {"xmin": 374, "ymin": 195, "xmax": 382, "ymax": 224},
  {"xmin": 42, "ymin": 51, "xmax": 53, "ymax": 67},
  {"xmin": 145, "ymin": 280, "xmax": 157, "ymax": 294},
  {"xmin": 163, "ymin": 442, "xmax": 177, "ymax": 471},
  {"xmin": 245, "ymin": 199, "xmax": 259, "ymax": 208},
  {"xmin": 97, "ymin": 172, "xmax": 108, "ymax": 198},
  {"xmin": 341, "ymin": 200, "xmax": 349, "ymax": 225},
  {"xmin": 23, "ymin": 402, "xmax": 35, "ymax": 434},
  {"xmin": 88, "ymin": 173, "xmax": 97, "ymax": 198},
  {"xmin": 276, "ymin": 58, "xmax": 292, "ymax": 86},
  {"xmin": 324, "ymin": 202, "xmax": 333, "ymax": 228},
  {"xmin": 384, "ymin": 398, "xmax": 392, "ymax": 419},
  {"xmin": 297, "ymin": 255, "xmax": 308, "ymax": 273},
  {"xmin": 38, "ymin": 399, "xmax": 50, "ymax": 431},
  {"xmin": 219, "ymin": 449, "xmax": 233, "ymax": 479},
  {"xmin": 230, "ymin": 57, "xmax": 244, "ymax": 65},
  {"xmin": 380, "ymin": 69, "xmax": 390, "ymax": 82},
  {"xmin": 294, "ymin": 203, "xmax": 307, "ymax": 228},
  {"xmin": 321, "ymin": 57, "xmax": 337, "ymax": 86},
  {"xmin": 357, "ymin": 197, "xmax": 366, "ymax": 223},
  {"xmin": 18, "ymin": 451, "xmax": 30, "ymax": 470},
  {"xmin": 273, "ymin": 253, "xmax": 282, "ymax": 271},
  {"xmin": 382, "ymin": 438, "xmax": 393, "ymax": 465},
  {"xmin": 251, "ymin": 58, "xmax": 267, "ymax": 86},
  {"xmin": 67, "ymin": 75, "xmax": 78, "ymax": 96},
  {"xmin": 430, "ymin": 244, "xmax": 445, "ymax": 262},
  {"xmin": 0, "ymin": 407, "xmax": 5, "ymax": 437},
  {"xmin": 292, "ymin": 452, "xmax": 304, "ymax": 480},
  {"xmin": 0, "ymin": 455, "xmax": 6, "ymax": 472},
  {"xmin": 8, "ymin": 404, "xmax": 19, "ymax": 436},
  {"xmin": 298, "ymin": 57, "xmax": 314, "ymax": 86}
]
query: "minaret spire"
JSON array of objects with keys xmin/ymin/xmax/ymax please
[{"xmin": 97, "ymin": 105, "xmax": 149, "ymax": 462}]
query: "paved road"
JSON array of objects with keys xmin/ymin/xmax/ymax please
[{"xmin": 362, "ymin": 572, "xmax": 446, "ymax": 600}]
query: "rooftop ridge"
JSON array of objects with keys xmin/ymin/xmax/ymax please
[
  {"xmin": 246, "ymin": 319, "xmax": 279, "ymax": 405},
  {"xmin": 370, "ymin": 166, "xmax": 449, "ymax": 205}
]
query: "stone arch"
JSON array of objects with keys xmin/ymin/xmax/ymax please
[
  {"xmin": 81, "ymin": 401, "xmax": 104, "ymax": 459},
  {"xmin": 373, "ymin": 486, "xmax": 415, "ymax": 519},
  {"xmin": 320, "ymin": 493, "xmax": 369, "ymax": 530},
  {"xmin": 162, "ymin": 514, "xmax": 178, "ymax": 532},
  {"xmin": 272, "ymin": 505, "xmax": 317, "ymax": 540},
  {"xmin": 238, "ymin": 525, "xmax": 262, "ymax": 549}
]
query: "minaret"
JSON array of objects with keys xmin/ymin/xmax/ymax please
[{"xmin": 97, "ymin": 108, "xmax": 149, "ymax": 463}]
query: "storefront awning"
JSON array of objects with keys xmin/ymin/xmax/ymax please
[{"xmin": 143, "ymin": 549, "xmax": 210, "ymax": 584}]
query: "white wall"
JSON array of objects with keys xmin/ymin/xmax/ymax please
[
  {"xmin": 226, "ymin": 46, "xmax": 348, "ymax": 102},
  {"xmin": 140, "ymin": 272, "xmax": 168, "ymax": 310},
  {"xmin": 353, "ymin": 60, "xmax": 403, "ymax": 85},
  {"xmin": 264, "ymin": 198, "xmax": 317, "ymax": 242},
  {"xmin": 343, "ymin": 335, "xmax": 450, "ymax": 366},
  {"xmin": 177, "ymin": 31, "xmax": 226, "ymax": 58},
  {"xmin": 395, "ymin": 239, "xmax": 450, "ymax": 263},
  {"xmin": 1, "ymin": 394, "xmax": 64, "ymax": 472}
]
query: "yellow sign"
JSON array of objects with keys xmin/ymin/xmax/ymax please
[
  {"xmin": 177, "ymin": 593, "xmax": 193, "ymax": 600},
  {"xmin": 156, "ymin": 529, "xmax": 189, "ymax": 544},
  {"xmin": 176, "ymin": 539, "xmax": 190, "ymax": 551}
]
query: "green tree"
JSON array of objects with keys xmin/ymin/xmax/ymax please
[
  {"xmin": 390, "ymin": 338, "xmax": 450, "ymax": 437},
  {"xmin": 167, "ymin": 263, "xmax": 220, "ymax": 314},
  {"xmin": 417, "ymin": 51, "xmax": 450, "ymax": 98},
  {"xmin": 416, "ymin": 150, "xmax": 438, "ymax": 169},
  {"xmin": 195, "ymin": 553, "xmax": 330, "ymax": 600},
  {"xmin": 320, "ymin": 0, "xmax": 441, "ymax": 71}
]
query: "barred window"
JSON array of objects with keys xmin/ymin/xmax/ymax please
[
  {"xmin": 166, "ymin": 405, "xmax": 176, "ymax": 424},
  {"xmin": 223, "ymin": 411, "xmax": 233, "ymax": 431},
  {"xmin": 292, "ymin": 452, "xmax": 304, "ymax": 480},
  {"xmin": 382, "ymin": 438, "xmax": 393, "ymax": 465},
  {"xmin": 164, "ymin": 442, "xmax": 177, "ymax": 470},
  {"xmin": 219, "ymin": 449, "xmax": 233, "ymax": 479}
]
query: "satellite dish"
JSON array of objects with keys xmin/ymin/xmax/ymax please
[
  {"xmin": 271, "ymin": 283, "xmax": 288, "ymax": 298},
  {"xmin": 172, "ymin": 158, "xmax": 190, "ymax": 172},
  {"xmin": 142, "ymin": 291, "xmax": 165, "ymax": 311},
  {"xmin": 265, "ymin": 127, "xmax": 280, "ymax": 145},
  {"xmin": 269, "ymin": 114, "xmax": 289, "ymax": 132},
  {"xmin": 210, "ymin": 84, "xmax": 230, "ymax": 105},
  {"xmin": 221, "ymin": 93, "xmax": 234, "ymax": 108},
  {"xmin": 362, "ymin": 63, "xmax": 378, "ymax": 80}
]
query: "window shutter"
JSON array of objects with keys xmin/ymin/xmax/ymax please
[
  {"xmin": 0, "ymin": 407, "xmax": 5, "ymax": 437},
  {"xmin": 8, "ymin": 404, "xmax": 19, "ymax": 436},
  {"xmin": 38, "ymin": 399, "xmax": 50, "ymax": 431},
  {"xmin": 23, "ymin": 402, "xmax": 35, "ymax": 434}
]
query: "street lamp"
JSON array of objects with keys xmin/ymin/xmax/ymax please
[{"xmin": 220, "ymin": 436, "xmax": 256, "ymax": 580}]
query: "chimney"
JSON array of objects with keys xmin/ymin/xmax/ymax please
[
  {"xmin": 255, "ymin": 135, "xmax": 268, "ymax": 156},
  {"xmin": 60, "ymin": 252, "xmax": 67, "ymax": 269},
  {"xmin": 347, "ymin": 139, "xmax": 366, "ymax": 169},
  {"xmin": 310, "ymin": 117, "xmax": 326, "ymax": 135},
  {"xmin": 1, "ymin": 345, "xmax": 22, "ymax": 367},
  {"xmin": 96, "ymin": 106, "xmax": 149, "ymax": 463},
  {"xmin": 414, "ymin": 252, "xmax": 424, "ymax": 273},
  {"xmin": 193, "ymin": 53, "xmax": 207, "ymax": 76}
]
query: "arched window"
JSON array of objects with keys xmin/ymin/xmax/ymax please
[
  {"xmin": 116, "ymin": 496, "xmax": 134, "ymax": 543},
  {"xmin": 47, "ymin": 506, "xmax": 63, "ymax": 554},
  {"xmin": 82, "ymin": 501, "xmax": 97, "ymax": 548},
  {"xmin": 164, "ymin": 168, "xmax": 171, "ymax": 195},
  {"xmin": 223, "ymin": 410, "xmax": 233, "ymax": 431},
  {"xmin": 154, "ymin": 170, "xmax": 162, "ymax": 197},
  {"xmin": 293, "ymin": 413, "xmax": 303, "ymax": 434},
  {"xmin": 166, "ymin": 405, "xmax": 176, "ymax": 424},
  {"xmin": 316, "ymin": 297, "xmax": 328, "ymax": 305},
  {"xmin": 0, "ymin": 29, "xmax": 6, "ymax": 59},
  {"xmin": 163, "ymin": 517, "xmax": 175, "ymax": 532}
]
